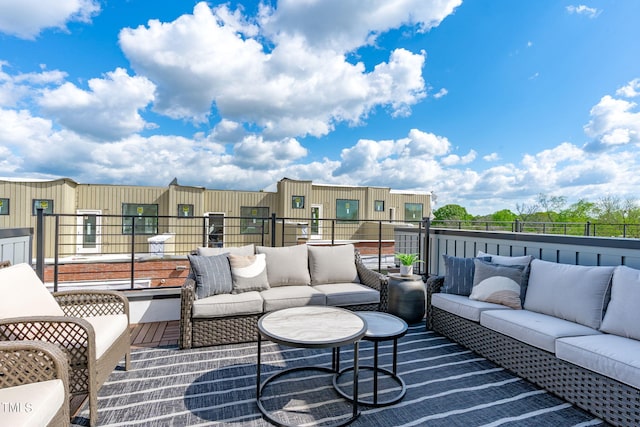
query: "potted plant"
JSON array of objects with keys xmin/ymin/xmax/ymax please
[{"xmin": 395, "ymin": 253, "xmax": 424, "ymax": 277}]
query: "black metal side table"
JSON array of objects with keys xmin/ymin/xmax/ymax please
[{"xmin": 333, "ymin": 311, "xmax": 408, "ymax": 407}]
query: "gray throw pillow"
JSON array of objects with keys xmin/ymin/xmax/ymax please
[
  {"xmin": 600, "ymin": 265, "xmax": 640, "ymax": 340},
  {"xmin": 477, "ymin": 251, "xmax": 534, "ymax": 302},
  {"xmin": 256, "ymin": 245, "xmax": 311, "ymax": 286},
  {"xmin": 441, "ymin": 254, "xmax": 491, "ymax": 296},
  {"xmin": 187, "ymin": 254, "xmax": 233, "ymax": 299},
  {"xmin": 469, "ymin": 259, "xmax": 525, "ymax": 309},
  {"xmin": 228, "ymin": 254, "xmax": 270, "ymax": 294}
]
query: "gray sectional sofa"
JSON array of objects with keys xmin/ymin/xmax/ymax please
[
  {"xmin": 180, "ymin": 243, "xmax": 388, "ymax": 348},
  {"xmin": 426, "ymin": 252, "xmax": 640, "ymax": 427}
]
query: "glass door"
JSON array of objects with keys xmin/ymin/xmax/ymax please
[
  {"xmin": 206, "ymin": 213, "xmax": 225, "ymax": 247},
  {"xmin": 311, "ymin": 205, "xmax": 322, "ymax": 239},
  {"xmin": 76, "ymin": 210, "xmax": 101, "ymax": 254}
]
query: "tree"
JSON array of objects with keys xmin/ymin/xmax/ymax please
[
  {"xmin": 536, "ymin": 193, "xmax": 567, "ymax": 222},
  {"xmin": 491, "ymin": 209, "xmax": 517, "ymax": 222},
  {"xmin": 433, "ymin": 204, "xmax": 472, "ymax": 221},
  {"xmin": 557, "ymin": 199, "xmax": 595, "ymax": 223}
]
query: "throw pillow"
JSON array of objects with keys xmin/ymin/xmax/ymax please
[
  {"xmin": 600, "ymin": 265, "xmax": 640, "ymax": 340},
  {"xmin": 228, "ymin": 253, "xmax": 270, "ymax": 294},
  {"xmin": 469, "ymin": 259, "xmax": 525, "ymax": 309},
  {"xmin": 256, "ymin": 245, "xmax": 311, "ymax": 286},
  {"xmin": 441, "ymin": 254, "xmax": 491, "ymax": 296},
  {"xmin": 477, "ymin": 251, "xmax": 534, "ymax": 302},
  {"xmin": 308, "ymin": 244, "xmax": 360, "ymax": 285},
  {"xmin": 524, "ymin": 259, "xmax": 614, "ymax": 329},
  {"xmin": 187, "ymin": 254, "xmax": 233, "ymax": 299}
]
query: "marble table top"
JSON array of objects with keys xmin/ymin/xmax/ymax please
[{"xmin": 258, "ymin": 306, "xmax": 367, "ymax": 349}]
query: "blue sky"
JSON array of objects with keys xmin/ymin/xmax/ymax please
[{"xmin": 1, "ymin": 0, "xmax": 639, "ymax": 215}]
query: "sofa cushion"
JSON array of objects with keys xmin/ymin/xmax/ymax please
[
  {"xmin": 83, "ymin": 314, "xmax": 129, "ymax": 359},
  {"xmin": 469, "ymin": 259, "xmax": 525, "ymax": 309},
  {"xmin": 600, "ymin": 265, "xmax": 640, "ymax": 340},
  {"xmin": 256, "ymin": 245, "xmax": 311, "ymax": 287},
  {"xmin": 261, "ymin": 286, "xmax": 326, "ymax": 312},
  {"xmin": 431, "ymin": 293, "xmax": 511, "ymax": 322},
  {"xmin": 441, "ymin": 255, "xmax": 490, "ymax": 296},
  {"xmin": 0, "ymin": 379, "xmax": 65, "ymax": 427},
  {"xmin": 477, "ymin": 251, "xmax": 534, "ymax": 301},
  {"xmin": 187, "ymin": 254, "xmax": 233, "ymax": 298},
  {"xmin": 313, "ymin": 283, "xmax": 379, "ymax": 307},
  {"xmin": 192, "ymin": 291, "xmax": 264, "ymax": 318},
  {"xmin": 308, "ymin": 244, "xmax": 359, "ymax": 285},
  {"xmin": 524, "ymin": 259, "xmax": 614, "ymax": 329},
  {"xmin": 556, "ymin": 334, "xmax": 640, "ymax": 390},
  {"xmin": 196, "ymin": 244, "xmax": 255, "ymax": 257},
  {"xmin": 0, "ymin": 263, "xmax": 64, "ymax": 319},
  {"xmin": 228, "ymin": 254, "xmax": 270, "ymax": 294},
  {"xmin": 480, "ymin": 309, "xmax": 601, "ymax": 353}
]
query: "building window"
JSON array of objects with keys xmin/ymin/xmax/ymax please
[
  {"xmin": 336, "ymin": 199, "xmax": 359, "ymax": 222},
  {"xmin": 122, "ymin": 203, "xmax": 158, "ymax": 235},
  {"xmin": 32, "ymin": 199, "xmax": 54, "ymax": 215},
  {"xmin": 374, "ymin": 200, "xmax": 385, "ymax": 212},
  {"xmin": 178, "ymin": 204, "xmax": 194, "ymax": 218},
  {"xmin": 0, "ymin": 198, "xmax": 8, "ymax": 215},
  {"xmin": 291, "ymin": 195, "xmax": 305, "ymax": 209},
  {"xmin": 404, "ymin": 203, "xmax": 423, "ymax": 222},
  {"xmin": 240, "ymin": 207, "xmax": 269, "ymax": 234}
]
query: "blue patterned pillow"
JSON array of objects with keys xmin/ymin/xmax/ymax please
[
  {"xmin": 188, "ymin": 254, "xmax": 233, "ymax": 298},
  {"xmin": 441, "ymin": 254, "xmax": 490, "ymax": 296}
]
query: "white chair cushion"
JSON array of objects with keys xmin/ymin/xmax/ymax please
[
  {"xmin": 0, "ymin": 263, "xmax": 64, "ymax": 319},
  {"xmin": 192, "ymin": 291, "xmax": 263, "ymax": 318},
  {"xmin": 313, "ymin": 283, "xmax": 379, "ymax": 307},
  {"xmin": 0, "ymin": 379, "xmax": 64, "ymax": 427},
  {"xmin": 261, "ymin": 285, "xmax": 325, "ymax": 312},
  {"xmin": 431, "ymin": 293, "xmax": 511, "ymax": 323},
  {"xmin": 556, "ymin": 334, "xmax": 640, "ymax": 390},
  {"xmin": 480, "ymin": 309, "xmax": 601, "ymax": 353},
  {"xmin": 600, "ymin": 265, "xmax": 640, "ymax": 340},
  {"xmin": 83, "ymin": 314, "xmax": 129, "ymax": 359}
]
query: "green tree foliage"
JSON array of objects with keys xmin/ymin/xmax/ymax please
[
  {"xmin": 433, "ymin": 204, "xmax": 473, "ymax": 221},
  {"xmin": 491, "ymin": 209, "xmax": 517, "ymax": 222}
]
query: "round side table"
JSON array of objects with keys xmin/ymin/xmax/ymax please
[{"xmin": 387, "ymin": 273, "xmax": 425, "ymax": 324}]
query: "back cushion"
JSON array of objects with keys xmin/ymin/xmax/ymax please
[
  {"xmin": 524, "ymin": 259, "xmax": 614, "ymax": 329},
  {"xmin": 308, "ymin": 244, "xmax": 359, "ymax": 285},
  {"xmin": 256, "ymin": 245, "xmax": 311, "ymax": 286},
  {"xmin": 0, "ymin": 263, "xmax": 64, "ymax": 319},
  {"xmin": 600, "ymin": 265, "xmax": 640, "ymax": 340},
  {"xmin": 196, "ymin": 244, "xmax": 255, "ymax": 257}
]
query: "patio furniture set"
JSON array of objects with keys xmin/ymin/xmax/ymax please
[{"xmin": 426, "ymin": 251, "xmax": 640, "ymax": 427}]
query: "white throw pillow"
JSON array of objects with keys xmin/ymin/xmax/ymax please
[{"xmin": 600, "ymin": 265, "xmax": 640, "ymax": 340}]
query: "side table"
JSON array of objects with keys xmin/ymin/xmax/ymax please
[{"xmin": 387, "ymin": 273, "xmax": 425, "ymax": 324}]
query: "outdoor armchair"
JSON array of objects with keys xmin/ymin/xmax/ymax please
[
  {"xmin": 0, "ymin": 340, "xmax": 70, "ymax": 427},
  {"xmin": 0, "ymin": 263, "xmax": 131, "ymax": 427}
]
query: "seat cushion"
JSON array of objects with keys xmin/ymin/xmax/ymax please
[
  {"xmin": 0, "ymin": 379, "xmax": 65, "ymax": 427},
  {"xmin": 313, "ymin": 283, "xmax": 379, "ymax": 307},
  {"xmin": 600, "ymin": 265, "xmax": 640, "ymax": 340},
  {"xmin": 308, "ymin": 244, "xmax": 359, "ymax": 285},
  {"xmin": 192, "ymin": 291, "xmax": 263, "ymax": 318},
  {"xmin": 187, "ymin": 254, "xmax": 233, "ymax": 298},
  {"xmin": 480, "ymin": 309, "xmax": 601, "ymax": 353},
  {"xmin": 431, "ymin": 293, "xmax": 511, "ymax": 323},
  {"xmin": 261, "ymin": 285, "xmax": 326, "ymax": 312},
  {"xmin": 556, "ymin": 334, "xmax": 640, "ymax": 390},
  {"xmin": 0, "ymin": 263, "xmax": 64, "ymax": 319},
  {"xmin": 256, "ymin": 245, "xmax": 311, "ymax": 287},
  {"xmin": 524, "ymin": 259, "xmax": 614, "ymax": 329},
  {"xmin": 83, "ymin": 314, "xmax": 129, "ymax": 359}
]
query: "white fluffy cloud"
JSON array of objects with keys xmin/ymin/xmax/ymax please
[
  {"xmin": 566, "ymin": 5, "xmax": 601, "ymax": 19},
  {"xmin": 0, "ymin": 0, "xmax": 100, "ymax": 39}
]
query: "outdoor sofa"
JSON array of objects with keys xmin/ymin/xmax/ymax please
[
  {"xmin": 426, "ymin": 252, "xmax": 640, "ymax": 427},
  {"xmin": 180, "ymin": 243, "xmax": 388, "ymax": 348}
]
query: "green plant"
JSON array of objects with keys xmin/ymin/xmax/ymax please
[{"xmin": 395, "ymin": 253, "xmax": 424, "ymax": 266}]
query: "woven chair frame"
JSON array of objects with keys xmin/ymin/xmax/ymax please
[
  {"xmin": 0, "ymin": 340, "xmax": 70, "ymax": 427},
  {"xmin": 0, "ymin": 290, "xmax": 131, "ymax": 427},
  {"xmin": 426, "ymin": 276, "xmax": 640, "ymax": 427},
  {"xmin": 180, "ymin": 249, "xmax": 388, "ymax": 349}
]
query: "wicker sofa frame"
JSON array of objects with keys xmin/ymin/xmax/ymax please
[
  {"xmin": 180, "ymin": 249, "xmax": 389, "ymax": 348},
  {"xmin": 0, "ymin": 340, "xmax": 70, "ymax": 427},
  {"xmin": 0, "ymin": 289, "xmax": 131, "ymax": 427},
  {"xmin": 426, "ymin": 276, "xmax": 640, "ymax": 427}
]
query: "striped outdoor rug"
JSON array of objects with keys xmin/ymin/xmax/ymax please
[{"xmin": 71, "ymin": 325, "xmax": 605, "ymax": 426}]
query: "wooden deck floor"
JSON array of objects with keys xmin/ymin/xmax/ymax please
[{"xmin": 129, "ymin": 320, "xmax": 180, "ymax": 348}]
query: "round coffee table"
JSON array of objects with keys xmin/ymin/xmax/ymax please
[
  {"xmin": 333, "ymin": 311, "xmax": 408, "ymax": 407},
  {"xmin": 256, "ymin": 306, "xmax": 367, "ymax": 427}
]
